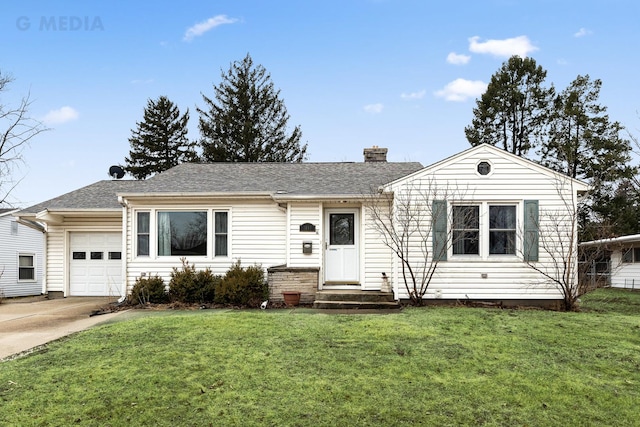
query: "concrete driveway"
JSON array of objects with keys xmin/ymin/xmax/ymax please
[{"xmin": 0, "ymin": 296, "xmax": 126, "ymax": 360}]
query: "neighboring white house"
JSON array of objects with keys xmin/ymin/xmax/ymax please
[
  {"xmin": 581, "ymin": 234, "xmax": 640, "ymax": 290},
  {"xmin": 0, "ymin": 209, "xmax": 45, "ymax": 298},
  {"xmin": 14, "ymin": 144, "xmax": 588, "ymax": 306}
]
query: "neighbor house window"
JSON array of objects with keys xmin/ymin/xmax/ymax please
[
  {"xmin": 214, "ymin": 211, "xmax": 228, "ymax": 256},
  {"xmin": 622, "ymin": 248, "xmax": 640, "ymax": 263},
  {"xmin": 157, "ymin": 211, "xmax": 207, "ymax": 256},
  {"xmin": 452, "ymin": 205, "xmax": 479, "ymax": 255},
  {"xmin": 489, "ymin": 206, "xmax": 516, "ymax": 255},
  {"xmin": 137, "ymin": 212, "xmax": 150, "ymax": 256},
  {"xmin": 18, "ymin": 254, "xmax": 35, "ymax": 281}
]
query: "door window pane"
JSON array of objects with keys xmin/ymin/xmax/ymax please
[{"xmin": 330, "ymin": 214, "xmax": 354, "ymax": 245}]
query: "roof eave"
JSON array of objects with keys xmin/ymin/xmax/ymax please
[{"xmin": 118, "ymin": 191, "xmax": 275, "ymax": 201}]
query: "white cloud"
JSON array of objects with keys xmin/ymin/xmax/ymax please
[
  {"xmin": 183, "ymin": 15, "xmax": 238, "ymax": 41},
  {"xmin": 446, "ymin": 52, "xmax": 471, "ymax": 65},
  {"xmin": 363, "ymin": 103, "xmax": 384, "ymax": 114},
  {"xmin": 43, "ymin": 106, "xmax": 79, "ymax": 124},
  {"xmin": 400, "ymin": 90, "xmax": 426, "ymax": 100},
  {"xmin": 435, "ymin": 78, "xmax": 487, "ymax": 102},
  {"xmin": 468, "ymin": 35, "xmax": 538, "ymax": 58},
  {"xmin": 574, "ymin": 27, "xmax": 592, "ymax": 38}
]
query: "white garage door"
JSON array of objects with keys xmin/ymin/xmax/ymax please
[{"xmin": 69, "ymin": 232, "xmax": 122, "ymax": 296}]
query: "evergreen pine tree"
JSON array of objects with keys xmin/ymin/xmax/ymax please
[
  {"xmin": 197, "ymin": 54, "xmax": 307, "ymax": 162},
  {"xmin": 125, "ymin": 96, "xmax": 196, "ymax": 179},
  {"xmin": 465, "ymin": 56, "xmax": 554, "ymax": 156}
]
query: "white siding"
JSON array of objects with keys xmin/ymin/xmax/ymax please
[
  {"xmin": 124, "ymin": 199, "xmax": 287, "ymax": 293},
  {"xmin": 362, "ymin": 204, "xmax": 393, "ymax": 291},
  {"xmin": 610, "ymin": 250, "xmax": 640, "ymax": 289},
  {"xmin": 0, "ymin": 215, "xmax": 44, "ymax": 297},
  {"xmin": 386, "ymin": 145, "xmax": 583, "ymax": 301},
  {"xmin": 288, "ymin": 202, "xmax": 322, "ymax": 268}
]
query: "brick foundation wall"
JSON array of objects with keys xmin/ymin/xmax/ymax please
[{"xmin": 267, "ymin": 265, "xmax": 319, "ymax": 304}]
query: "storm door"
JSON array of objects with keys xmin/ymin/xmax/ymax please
[{"xmin": 324, "ymin": 209, "xmax": 359, "ymax": 283}]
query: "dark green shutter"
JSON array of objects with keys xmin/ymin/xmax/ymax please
[
  {"xmin": 432, "ymin": 200, "xmax": 447, "ymax": 261},
  {"xmin": 523, "ymin": 200, "xmax": 539, "ymax": 262}
]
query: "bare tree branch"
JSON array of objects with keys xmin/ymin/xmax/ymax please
[
  {"xmin": 366, "ymin": 179, "xmax": 472, "ymax": 306},
  {"xmin": 0, "ymin": 72, "xmax": 49, "ymax": 205}
]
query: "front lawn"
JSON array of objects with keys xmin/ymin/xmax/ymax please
[{"xmin": 1, "ymin": 288, "xmax": 639, "ymax": 426}]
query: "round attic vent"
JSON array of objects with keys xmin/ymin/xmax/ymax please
[{"xmin": 477, "ymin": 161, "xmax": 491, "ymax": 176}]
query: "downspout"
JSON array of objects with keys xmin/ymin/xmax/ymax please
[{"xmin": 118, "ymin": 196, "xmax": 129, "ymax": 303}]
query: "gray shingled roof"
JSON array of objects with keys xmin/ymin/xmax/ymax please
[
  {"xmin": 18, "ymin": 180, "xmax": 143, "ymax": 214},
  {"xmin": 126, "ymin": 162, "xmax": 424, "ymax": 196},
  {"xmin": 17, "ymin": 162, "xmax": 424, "ymax": 212}
]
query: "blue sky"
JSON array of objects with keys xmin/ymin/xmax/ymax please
[{"xmin": 2, "ymin": 0, "xmax": 639, "ymax": 207}]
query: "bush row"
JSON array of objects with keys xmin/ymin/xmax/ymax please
[{"xmin": 128, "ymin": 259, "xmax": 267, "ymax": 307}]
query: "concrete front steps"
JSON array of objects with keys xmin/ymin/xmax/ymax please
[{"xmin": 312, "ymin": 290, "xmax": 400, "ymax": 310}]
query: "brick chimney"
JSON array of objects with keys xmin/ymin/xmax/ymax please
[{"xmin": 363, "ymin": 145, "xmax": 388, "ymax": 162}]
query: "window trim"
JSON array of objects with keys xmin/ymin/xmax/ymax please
[
  {"xmin": 135, "ymin": 211, "xmax": 151, "ymax": 257},
  {"xmin": 214, "ymin": 210, "xmax": 229, "ymax": 257},
  {"xmin": 156, "ymin": 210, "xmax": 209, "ymax": 257},
  {"xmin": 133, "ymin": 208, "xmax": 231, "ymax": 260},
  {"xmin": 449, "ymin": 201, "xmax": 521, "ymax": 261},
  {"xmin": 452, "ymin": 205, "xmax": 480, "ymax": 256},
  {"xmin": 17, "ymin": 253, "xmax": 36, "ymax": 282}
]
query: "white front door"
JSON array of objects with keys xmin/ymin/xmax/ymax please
[{"xmin": 324, "ymin": 209, "xmax": 359, "ymax": 284}]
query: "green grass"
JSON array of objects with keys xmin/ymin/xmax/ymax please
[{"xmin": 1, "ymin": 288, "xmax": 639, "ymax": 426}]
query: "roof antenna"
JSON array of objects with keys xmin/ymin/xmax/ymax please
[{"xmin": 108, "ymin": 165, "xmax": 125, "ymax": 179}]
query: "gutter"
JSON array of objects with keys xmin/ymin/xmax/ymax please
[{"xmin": 15, "ymin": 218, "xmax": 46, "ymax": 233}]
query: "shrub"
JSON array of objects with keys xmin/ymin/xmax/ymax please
[
  {"xmin": 194, "ymin": 268, "xmax": 220, "ymax": 303},
  {"xmin": 129, "ymin": 275, "xmax": 167, "ymax": 305},
  {"xmin": 169, "ymin": 258, "xmax": 220, "ymax": 304},
  {"xmin": 215, "ymin": 261, "xmax": 267, "ymax": 306}
]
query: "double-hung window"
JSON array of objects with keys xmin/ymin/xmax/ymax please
[
  {"xmin": 18, "ymin": 254, "xmax": 35, "ymax": 281},
  {"xmin": 136, "ymin": 212, "xmax": 150, "ymax": 256},
  {"xmin": 489, "ymin": 206, "xmax": 516, "ymax": 255},
  {"xmin": 451, "ymin": 203, "xmax": 518, "ymax": 259},
  {"xmin": 452, "ymin": 206, "xmax": 479, "ymax": 255},
  {"xmin": 214, "ymin": 211, "xmax": 228, "ymax": 257}
]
